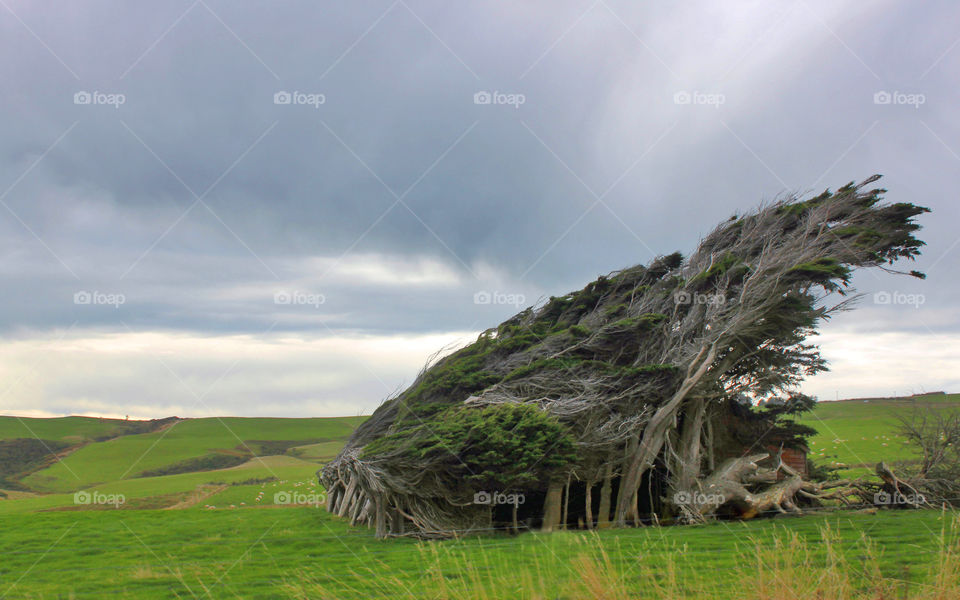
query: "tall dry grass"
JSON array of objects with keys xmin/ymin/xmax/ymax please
[{"xmin": 286, "ymin": 513, "xmax": 960, "ymax": 599}]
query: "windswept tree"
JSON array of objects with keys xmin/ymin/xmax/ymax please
[{"xmin": 322, "ymin": 175, "xmax": 929, "ymax": 537}]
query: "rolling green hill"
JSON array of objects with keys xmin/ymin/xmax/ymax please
[
  {"xmin": 0, "ymin": 455, "xmax": 321, "ymax": 514},
  {"xmin": 800, "ymin": 392, "xmax": 960, "ymax": 476},
  {"xmin": 19, "ymin": 416, "xmax": 363, "ymax": 493},
  {"xmin": 0, "ymin": 415, "xmax": 170, "ymax": 445},
  {"xmin": 0, "ymin": 415, "xmax": 364, "ymax": 507},
  {"xmin": 1, "ymin": 393, "xmax": 955, "ymax": 512}
]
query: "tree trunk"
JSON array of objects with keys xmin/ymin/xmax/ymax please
[
  {"xmin": 676, "ymin": 398, "xmax": 707, "ymax": 493},
  {"xmin": 705, "ymin": 411, "xmax": 716, "ymax": 472},
  {"xmin": 512, "ymin": 499, "xmax": 519, "ymax": 534},
  {"xmin": 681, "ymin": 453, "xmax": 772, "ymax": 520},
  {"xmin": 614, "ymin": 436, "xmax": 639, "ymax": 525},
  {"xmin": 597, "ymin": 462, "xmax": 612, "ymax": 529},
  {"xmin": 740, "ymin": 474, "xmax": 805, "ymax": 518},
  {"xmin": 876, "ymin": 461, "xmax": 925, "ymax": 507},
  {"xmin": 326, "ymin": 484, "xmax": 339, "ymax": 512},
  {"xmin": 584, "ymin": 481, "xmax": 594, "ymax": 530},
  {"xmin": 541, "ymin": 482, "xmax": 563, "ymax": 532},
  {"xmin": 561, "ymin": 474, "xmax": 571, "ymax": 531},
  {"xmin": 391, "ymin": 506, "xmax": 404, "ymax": 535},
  {"xmin": 337, "ymin": 478, "xmax": 357, "ymax": 518},
  {"xmin": 374, "ymin": 495, "xmax": 387, "ymax": 538},
  {"xmin": 616, "ymin": 343, "xmax": 718, "ymax": 526},
  {"xmin": 349, "ymin": 493, "xmax": 365, "ymax": 525}
]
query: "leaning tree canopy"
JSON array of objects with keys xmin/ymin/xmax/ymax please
[{"xmin": 322, "ymin": 175, "xmax": 929, "ymax": 537}]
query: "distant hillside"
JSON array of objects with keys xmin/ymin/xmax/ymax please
[
  {"xmin": 0, "ymin": 415, "xmax": 176, "ymax": 444},
  {"xmin": 801, "ymin": 392, "xmax": 960, "ymax": 476},
  {"xmin": 1, "ymin": 394, "xmax": 953, "ymax": 514},
  {"xmin": 0, "ymin": 415, "xmax": 365, "ymax": 506},
  {"xmin": 0, "ymin": 416, "xmax": 178, "ymax": 490}
]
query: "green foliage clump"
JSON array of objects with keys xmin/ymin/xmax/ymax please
[
  {"xmin": 607, "ymin": 265, "xmax": 646, "ymax": 287},
  {"xmin": 726, "ymin": 392, "xmax": 819, "ymax": 454},
  {"xmin": 396, "ymin": 315, "xmax": 611, "ymax": 423},
  {"xmin": 502, "ymin": 357, "xmax": 584, "ymax": 382},
  {"xmin": 603, "ymin": 302, "xmax": 628, "ymax": 317},
  {"xmin": 786, "ymin": 257, "xmax": 852, "ymax": 290},
  {"xmin": 776, "ymin": 202, "xmax": 809, "ymax": 218},
  {"xmin": 494, "ymin": 321, "xmax": 568, "ymax": 353},
  {"xmin": 568, "ymin": 276, "xmax": 612, "ymax": 314},
  {"xmin": 645, "ymin": 252, "xmax": 684, "ymax": 280},
  {"xmin": 365, "ymin": 404, "xmax": 577, "ymax": 491},
  {"xmin": 410, "ymin": 338, "xmax": 499, "ymax": 403},
  {"xmin": 688, "ymin": 252, "xmax": 749, "ymax": 290},
  {"xmin": 539, "ymin": 295, "xmax": 575, "ymax": 321},
  {"xmin": 598, "ymin": 313, "xmax": 667, "ymax": 342}
]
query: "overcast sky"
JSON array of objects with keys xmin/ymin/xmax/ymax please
[{"xmin": 1, "ymin": 0, "xmax": 957, "ymax": 418}]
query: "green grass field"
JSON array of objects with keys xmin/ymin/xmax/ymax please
[
  {"xmin": 0, "ymin": 415, "xmax": 141, "ymax": 444},
  {"xmin": 0, "ymin": 396, "xmax": 957, "ymax": 598},
  {"xmin": 18, "ymin": 416, "xmax": 364, "ymax": 493},
  {"xmin": 0, "ymin": 506, "xmax": 954, "ymax": 598},
  {"xmin": 799, "ymin": 392, "xmax": 960, "ymax": 477}
]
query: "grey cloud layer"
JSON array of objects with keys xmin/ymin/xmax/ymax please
[{"xmin": 1, "ymin": 0, "xmax": 957, "ymax": 414}]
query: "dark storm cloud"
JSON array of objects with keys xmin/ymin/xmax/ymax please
[{"xmin": 1, "ymin": 0, "xmax": 957, "ymax": 415}]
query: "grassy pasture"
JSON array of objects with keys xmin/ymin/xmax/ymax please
[
  {"xmin": 19, "ymin": 416, "xmax": 363, "ymax": 493},
  {"xmin": 0, "ymin": 415, "xmax": 135, "ymax": 444},
  {"xmin": 0, "ymin": 458, "xmax": 322, "ymax": 515},
  {"xmin": 799, "ymin": 393, "xmax": 960, "ymax": 476},
  {"xmin": 0, "ymin": 506, "xmax": 954, "ymax": 598},
  {"xmin": 1, "ymin": 396, "xmax": 958, "ymax": 598}
]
